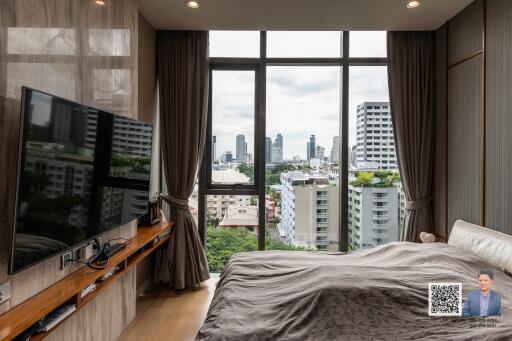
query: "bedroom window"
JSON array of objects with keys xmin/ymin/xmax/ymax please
[
  {"xmin": 210, "ymin": 70, "xmax": 256, "ymax": 185},
  {"xmin": 266, "ymin": 65, "xmax": 341, "ymax": 252},
  {"xmin": 200, "ymin": 31, "xmax": 392, "ymax": 271},
  {"xmin": 348, "ymin": 63, "xmax": 403, "ymax": 250}
]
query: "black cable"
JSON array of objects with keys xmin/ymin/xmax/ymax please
[
  {"xmin": 87, "ymin": 244, "xmax": 109, "ymax": 270},
  {"xmin": 66, "ymin": 259, "xmax": 89, "ymax": 266},
  {"xmin": 68, "ymin": 237, "xmax": 132, "ymax": 271},
  {"xmin": 104, "ymin": 238, "xmax": 132, "ymax": 248},
  {"xmin": 65, "ymin": 255, "xmax": 106, "ymax": 271}
]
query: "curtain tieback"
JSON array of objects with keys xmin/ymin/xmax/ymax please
[
  {"xmin": 162, "ymin": 195, "xmax": 189, "ymax": 210},
  {"xmin": 405, "ymin": 196, "xmax": 431, "ymax": 210}
]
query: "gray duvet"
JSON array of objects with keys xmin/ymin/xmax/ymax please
[{"xmin": 197, "ymin": 242, "xmax": 512, "ymax": 340}]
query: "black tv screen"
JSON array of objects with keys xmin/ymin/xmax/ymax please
[{"xmin": 9, "ymin": 87, "xmax": 153, "ymax": 274}]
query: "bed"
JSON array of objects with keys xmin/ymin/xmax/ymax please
[{"xmin": 197, "ymin": 220, "xmax": 512, "ymax": 340}]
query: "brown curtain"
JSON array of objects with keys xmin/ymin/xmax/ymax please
[
  {"xmin": 387, "ymin": 32, "xmax": 435, "ymax": 242},
  {"xmin": 155, "ymin": 31, "xmax": 210, "ymax": 289}
]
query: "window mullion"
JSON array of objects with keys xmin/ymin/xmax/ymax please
[
  {"xmin": 257, "ymin": 31, "xmax": 267, "ymax": 251},
  {"xmin": 340, "ymin": 31, "xmax": 350, "ymax": 252}
]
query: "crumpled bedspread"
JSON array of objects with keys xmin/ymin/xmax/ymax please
[{"xmin": 197, "ymin": 242, "xmax": 512, "ymax": 340}]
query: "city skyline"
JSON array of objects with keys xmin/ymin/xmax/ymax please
[
  {"xmin": 212, "ymin": 133, "xmax": 356, "ymax": 163},
  {"xmin": 215, "ymin": 132, "xmax": 356, "ymax": 163},
  {"xmin": 213, "ymin": 96, "xmax": 389, "ymax": 161},
  {"xmin": 211, "ymin": 31, "xmax": 388, "ymax": 160}
]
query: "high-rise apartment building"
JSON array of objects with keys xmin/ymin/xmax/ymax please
[
  {"xmin": 236, "ymin": 134, "xmax": 247, "ymax": 163},
  {"xmin": 330, "ymin": 136, "xmax": 339, "ymax": 162},
  {"xmin": 276, "ymin": 133, "xmax": 283, "ymax": 150},
  {"xmin": 348, "ymin": 176, "xmax": 399, "ymax": 250},
  {"xmin": 271, "ymin": 141, "xmax": 283, "ymax": 164},
  {"xmin": 356, "ymin": 102, "xmax": 397, "ymax": 170},
  {"xmin": 85, "ymin": 111, "xmax": 153, "ymax": 158},
  {"xmin": 315, "ymin": 146, "xmax": 325, "ymax": 160},
  {"xmin": 265, "ymin": 137, "xmax": 272, "ymax": 164},
  {"xmin": 273, "ymin": 133, "xmax": 284, "ymax": 163},
  {"xmin": 50, "ymin": 97, "xmax": 87, "ymax": 145},
  {"xmin": 265, "ymin": 135, "xmax": 283, "ymax": 164},
  {"xmin": 223, "ymin": 151, "xmax": 233, "ymax": 162},
  {"xmin": 307, "ymin": 135, "xmax": 316, "ymax": 160},
  {"xmin": 111, "ymin": 116, "xmax": 153, "ymax": 157},
  {"xmin": 280, "ymin": 172, "xmax": 339, "ymax": 251}
]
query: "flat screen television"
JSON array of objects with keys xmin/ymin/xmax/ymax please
[{"xmin": 9, "ymin": 87, "xmax": 153, "ymax": 274}]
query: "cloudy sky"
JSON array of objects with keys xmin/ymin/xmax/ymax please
[{"xmin": 210, "ymin": 31, "xmax": 389, "ymax": 160}]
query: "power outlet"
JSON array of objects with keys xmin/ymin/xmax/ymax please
[
  {"xmin": 61, "ymin": 251, "xmax": 73, "ymax": 270},
  {"xmin": 81, "ymin": 244, "xmax": 95, "ymax": 261},
  {"xmin": 73, "ymin": 246, "xmax": 82, "ymax": 261}
]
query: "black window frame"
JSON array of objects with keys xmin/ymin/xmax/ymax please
[
  {"xmin": 205, "ymin": 63, "xmax": 261, "ymax": 191},
  {"xmin": 199, "ymin": 31, "xmax": 387, "ymax": 252}
]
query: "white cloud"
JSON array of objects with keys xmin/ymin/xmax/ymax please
[
  {"xmin": 267, "ymin": 66, "xmax": 340, "ymax": 159},
  {"xmin": 210, "ymin": 31, "xmax": 389, "ymax": 160}
]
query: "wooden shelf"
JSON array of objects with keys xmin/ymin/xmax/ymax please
[{"xmin": 0, "ymin": 218, "xmax": 174, "ymax": 341}]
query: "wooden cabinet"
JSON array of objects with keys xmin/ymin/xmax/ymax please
[{"xmin": 0, "ymin": 219, "xmax": 174, "ymax": 341}]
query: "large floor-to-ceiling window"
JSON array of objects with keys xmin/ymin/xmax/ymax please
[{"xmin": 199, "ymin": 31, "xmax": 401, "ymax": 272}]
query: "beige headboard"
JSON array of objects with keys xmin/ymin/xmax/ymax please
[{"xmin": 448, "ymin": 219, "xmax": 512, "ymax": 273}]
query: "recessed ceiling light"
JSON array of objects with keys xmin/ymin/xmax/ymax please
[
  {"xmin": 406, "ymin": 1, "xmax": 421, "ymax": 9},
  {"xmin": 95, "ymin": 0, "xmax": 105, "ymax": 5},
  {"xmin": 187, "ymin": 0, "xmax": 200, "ymax": 8}
]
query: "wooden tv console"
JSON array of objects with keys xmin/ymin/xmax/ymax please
[{"xmin": 0, "ymin": 219, "xmax": 174, "ymax": 341}]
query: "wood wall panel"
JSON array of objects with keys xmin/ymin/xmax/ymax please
[
  {"xmin": 447, "ymin": 55, "xmax": 483, "ymax": 230},
  {"xmin": 448, "ymin": 0, "xmax": 484, "ymax": 65},
  {"xmin": 434, "ymin": 24, "xmax": 448, "ymax": 239},
  {"xmin": 6, "ymin": 221, "xmax": 136, "ymax": 311},
  {"xmin": 46, "ymin": 268, "xmax": 137, "ymax": 341},
  {"xmin": 485, "ymin": 0, "xmax": 512, "ymax": 236},
  {"xmin": 0, "ymin": 96, "xmax": 20, "ymax": 289},
  {"xmin": 0, "ymin": 1, "xmax": 142, "ymax": 338}
]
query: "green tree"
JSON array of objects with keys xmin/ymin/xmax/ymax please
[
  {"xmin": 265, "ymin": 234, "xmax": 305, "ymax": 251},
  {"xmin": 270, "ymin": 163, "xmax": 294, "ymax": 174},
  {"xmin": 238, "ymin": 163, "xmax": 254, "ymax": 181},
  {"xmin": 270, "ymin": 190, "xmax": 281, "ymax": 203},
  {"xmin": 250, "ymin": 196, "xmax": 258, "ymax": 205},
  {"xmin": 206, "ymin": 227, "xmax": 258, "ymax": 272},
  {"xmin": 350, "ymin": 172, "xmax": 375, "ymax": 187},
  {"xmin": 298, "ymin": 164, "xmax": 312, "ymax": 172},
  {"xmin": 265, "ymin": 172, "xmax": 281, "ymax": 185},
  {"xmin": 384, "ymin": 172, "xmax": 401, "ymax": 186},
  {"xmin": 366, "ymin": 171, "xmax": 400, "ymax": 187},
  {"xmin": 206, "ymin": 227, "xmax": 305, "ymax": 273}
]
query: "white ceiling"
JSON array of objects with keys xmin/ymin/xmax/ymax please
[{"xmin": 138, "ymin": 0, "xmax": 473, "ymax": 31}]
